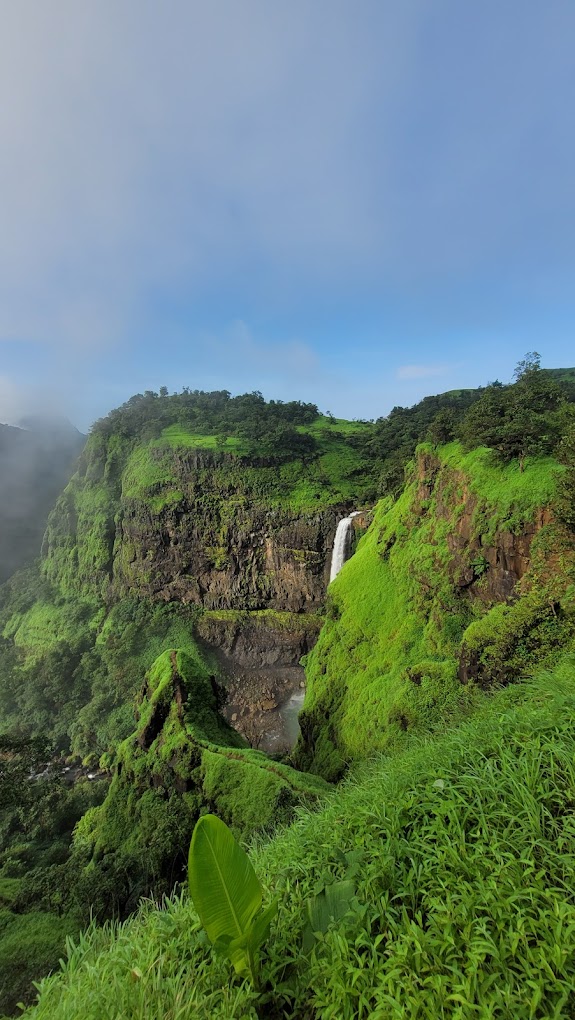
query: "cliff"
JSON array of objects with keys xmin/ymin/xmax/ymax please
[
  {"xmin": 8, "ymin": 390, "xmax": 575, "ymax": 1020},
  {"xmin": 69, "ymin": 649, "xmax": 328, "ymax": 919},
  {"xmin": 0, "ymin": 416, "xmax": 373, "ymax": 758},
  {"xmin": 296, "ymin": 442, "xmax": 575, "ymax": 779},
  {"xmin": 42, "ymin": 425, "xmax": 374, "ymax": 610}
]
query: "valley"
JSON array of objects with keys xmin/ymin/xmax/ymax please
[{"xmin": 1, "ymin": 370, "xmax": 575, "ymax": 1018}]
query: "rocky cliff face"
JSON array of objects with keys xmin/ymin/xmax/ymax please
[
  {"xmin": 32, "ymin": 433, "xmax": 371, "ymax": 757},
  {"xmin": 43, "ymin": 444, "xmax": 355, "ymax": 613},
  {"xmin": 195, "ymin": 610, "xmax": 322, "ymax": 752},
  {"xmin": 115, "ymin": 499, "xmax": 342, "ymax": 611},
  {"xmin": 297, "ymin": 443, "xmax": 575, "ymax": 778},
  {"xmin": 416, "ymin": 450, "xmax": 553, "ymax": 602}
]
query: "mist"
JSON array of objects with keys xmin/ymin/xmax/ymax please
[{"xmin": 0, "ymin": 415, "xmax": 84, "ymax": 584}]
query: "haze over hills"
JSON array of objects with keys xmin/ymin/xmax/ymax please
[
  {"xmin": 0, "ymin": 418, "xmax": 85, "ymax": 584},
  {"xmin": 1, "ymin": 3, "xmax": 575, "ymax": 1015}
]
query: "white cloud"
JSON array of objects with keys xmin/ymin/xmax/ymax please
[
  {"xmin": 0, "ymin": 1, "xmax": 419, "ymax": 353},
  {"xmin": 201, "ymin": 321, "xmax": 320, "ymax": 381},
  {"xmin": 397, "ymin": 364, "xmax": 452, "ymax": 380}
]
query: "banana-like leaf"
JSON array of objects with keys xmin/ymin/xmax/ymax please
[
  {"xmin": 188, "ymin": 814, "xmax": 262, "ymax": 949},
  {"xmin": 223, "ymin": 900, "xmax": 278, "ymax": 975},
  {"xmin": 303, "ymin": 879, "xmax": 356, "ymax": 954},
  {"xmin": 247, "ymin": 897, "xmax": 278, "ymax": 951}
]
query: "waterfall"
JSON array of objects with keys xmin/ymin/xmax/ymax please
[{"xmin": 329, "ymin": 512, "xmax": 361, "ymax": 583}]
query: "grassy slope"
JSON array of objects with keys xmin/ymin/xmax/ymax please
[
  {"xmin": 298, "ymin": 443, "xmax": 571, "ymax": 778},
  {"xmin": 19, "ymin": 659, "xmax": 575, "ymax": 1020},
  {"xmin": 121, "ymin": 416, "xmax": 374, "ymax": 514},
  {"xmin": 1, "ymin": 413, "xmax": 370, "ymax": 755}
]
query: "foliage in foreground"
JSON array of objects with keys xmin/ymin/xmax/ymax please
[
  {"xmin": 18, "ymin": 660, "xmax": 575, "ymax": 1020},
  {"xmin": 188, "ymin": 814, "xmax": 277, "ymax": 986}
]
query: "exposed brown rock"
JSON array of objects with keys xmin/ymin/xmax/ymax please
[
  {"xmin": 114, "ymin": 498, "xmax": 347, "ymax": 612},
  {"xmin": 423, "ymin": 456, "xmax": 554, "ymax": 604}
]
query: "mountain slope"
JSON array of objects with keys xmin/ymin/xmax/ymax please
[
  {"xmin": 18, "ymin": 661, "xmax": 575, "ymax": 1020},
  {"xmin": 297, "ymin": 442, "xmax": 574, "ymax": 778}
]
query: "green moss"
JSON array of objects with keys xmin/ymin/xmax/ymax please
[
  {"xmin": 3, "ymin": 600, "xmax": 96, "ymax": 662},
  {"xmin": 297, "ymin": 443, "xmax": 574, "ymax": 778},
  {"xmin": 19, "ymin": 662, "xmax": 575, "ymax": 1020},
  {"xmin": 68, "ymin": 648, "xmax": 329, "ymax": 918}
]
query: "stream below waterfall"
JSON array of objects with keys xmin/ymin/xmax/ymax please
[{"xmin": 207, "ymin": 648, "xmax": 306, "ymax": 754}]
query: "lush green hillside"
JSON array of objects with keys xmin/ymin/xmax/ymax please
[
  {"xmin": 3, "ymin": 370, "xmax": 575, "ymax": 1016},
  {"xmin": 64, "ymin": 648, "xmax": 328, "ymax": 923},
  {"xmin": 0, "ymin": 396, "xmax": 374, "ymax": 1012},
  {"xmin": 17, "ymin": 661, "xmax": 575, "ymax": 1020},
  {"xmin": 297, "ymin": 442, "xmax": 574, "ymax": 779},
  {"xmin": 0, "ymin": 404, "xmax": 375, "ymax": 757}
]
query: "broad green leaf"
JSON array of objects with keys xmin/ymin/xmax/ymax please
[
  {"xmin": 247, "ymin": 897, "xmax": 278, "ymax": 952},
  {"xmin": 218, "ymin": 898, "xmax": 278, "ymax": 974},
  {"xmin": 307, "ymin": 879, "xmax": 356, "ymax": 934},
  {"xmin": 188, "ymin": 814, "xmax": 262, "ymax": 949},
  {"xmin": 303, "ymin": 879, "xmax": 356, "ymax": 953}
]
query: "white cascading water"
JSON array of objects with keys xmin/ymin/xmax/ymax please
[{"xmin": 329, "ymin": 512, "xmax": 361, "ymax": 583}]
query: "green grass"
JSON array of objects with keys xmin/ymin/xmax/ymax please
[
  {"xmin": 114, "ymin": 421, "xmax": 374, "ymax": 514},
  {"xmin": 545, "ymin": 367, "xmax": 575, "ymax": 383},
  {"xmin": 437, "ymin": 442, "xmax": 562, "ymax": 537},
  {"xmin": 298, "ymin": 416, "xmax": 372, "ymax": 437},
  {"xmin": 158, "ymin": 425, "xmax": 248, "ymax": 452},
  {"xmin": 297, "ymin": 443, "xmax": 573, "ymax": 778},
  {"xmin": 2, "ymin": 600, "xmax": 94, "ymax": 662},
  {"xmin": 19, "ymin": 660, "xmax": 575, "ymax": 1020}
]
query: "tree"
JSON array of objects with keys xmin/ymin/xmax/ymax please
[
  {"xmin": 427, "ymin": 409, "xmax": 456, "ymax": 445},
  {"xmin": 513, "ymin": 351, "xmax": 541, "ymax": 381},
  {"xmin": 459, "ymin": 358, "xmax": 565, "ymax": 468}
]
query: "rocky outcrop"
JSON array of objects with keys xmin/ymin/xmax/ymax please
[
  {"xmin": 195, "ymin": 610, "xmax": 321, "ymax": 667},
  {"xmin": 194, "ymin": 612, "xmax": 320, "ymax": 753},
  {"xmin": 74, "ymin": 649, "xmax": 329, "ymax": 917},
  {"xmin": 114, "ymin": 502, "xmax": 343, "ymax": 611},
  {"xmin": 42, "ymin": 434, "xmax": 373, "ymax": 614},
  {"xmin": 417, "ymin": 450, "xmax": 553, "ymax": 603}
]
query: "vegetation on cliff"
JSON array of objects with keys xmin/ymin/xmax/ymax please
[
  {"xmin": 18, "ymin": 662, "xmax": 575, "ymax": 1020},
  {"xmin": 65, "ymin": 649, "xmax": 327, "ymax": 923},
  {"xmin": 297, "ymin": 441, "xmax": 574, "ymax": 779},
  {"xmin": 3, "ymin": 365, "xmax": 575, "ymax": 1016}
]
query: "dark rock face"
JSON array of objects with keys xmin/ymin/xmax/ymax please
[
  {"xmin": 414, "ymin": 452, "xmax": 574, "ymax": 689},
  {"xmin": 445, "ymin": 500, "xmax": 553, "ymax": 602},
  {"xmin": 196, "ymin": 612, "xmax": 321, "ymax": 667},
  {"xmin": 418, "ymin": 450, "xmax": 553, "ymax": 604},
  {"xmin": 115, "ymin": 502, "xmax": 344, "ymax": 612},
  {"xmin": 196, "ymin": 613, "xmax": 321, "ymax": 753}
]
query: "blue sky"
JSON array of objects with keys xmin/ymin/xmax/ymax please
[{"xmin": 0, "ymin": 1, "xmax": 574, "ymax": 430}]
